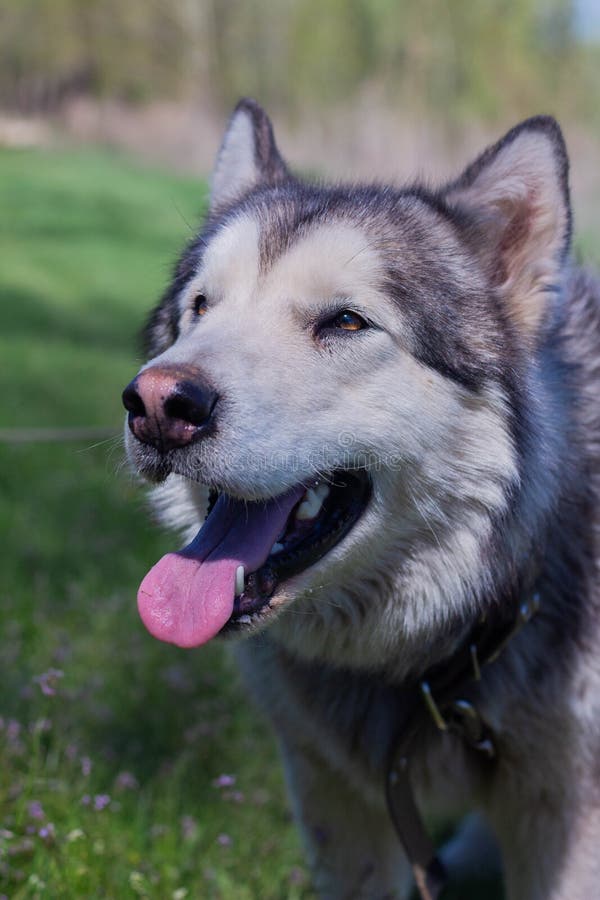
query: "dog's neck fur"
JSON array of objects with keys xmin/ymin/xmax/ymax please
[{"xmin": 246, "ymin": 540, "xmax": 582, "ymax": 788}]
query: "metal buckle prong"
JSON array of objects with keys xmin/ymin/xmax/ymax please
[
  {"xmin": 488, "ymin": 590, "xmax": 541, "ymax": 663},
  {"xmin": 451, "ymin": 699, "xmax": 483, "ymax": 741},
  {"xmin": 420, "ymin": 681, "xmax": 447, "ymax": 731},
  {"xmin": 519, "ymin": 591, "xmax": 540, "ymax": 624},
  {"xmin": 470, "ymin": 644, "xmax": 482, "ymax": 681},
  {"xmin": 450, "ymin": 700, "xmax": 496, "ymax": 759}
]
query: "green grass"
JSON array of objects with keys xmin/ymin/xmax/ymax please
[
  {"xmin": 0, "ymin": 147, "xmax": 311, "ymax": 899},
  {"xmin": 0, "ymin": 145, "xmax": 540, "ymax": 899}
]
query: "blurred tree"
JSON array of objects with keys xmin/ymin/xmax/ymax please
[
  {"xmin": 288, "ymin": 0, "xmax": 376, "ymax": 105},
  {"xmin": 367, "ymin": 0, "xmax": 580, "ymax": 121},
  {"xmin": 0, "ymin": 0, "xmax": 597, "ymax": 129},
  {"xmin": 0, "ymin": 0, "xmax": 188, "ymax": 110}
]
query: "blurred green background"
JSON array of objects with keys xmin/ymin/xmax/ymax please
[{"xmin": 1, "ymin": 1, "xmax": 598, "ymax": 897}]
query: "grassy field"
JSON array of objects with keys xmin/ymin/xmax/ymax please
[
  {"xmin": 0, "ymin": 147, "xmax": 312, "ymax": 899},
  {"xmin": 0, "ymin": 147, "xmax": 508, "ymax": 899}
]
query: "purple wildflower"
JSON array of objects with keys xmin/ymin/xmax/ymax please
[
  {"xmin": 34, "ymin": 669, "xmax": 64, "ymax": 697},
  {"xmin": 27, "ymin": 801, "xmax": 45, "ymax": 821},
  {"xmin": 212, "ymin": 774, "xmax": 236, "ymax": 789},
  {"xmin": 81, "ymin": 794, "xmax": 91, "ymax": 806},
  {"xmin": 216, "ymin": 833, "xmax": 232, "ymax": 847},
  {"xmin": 93, "ymin": 794, "xmax": 110, "ymax": 811},
  {"xmin": 115, "ymin": 771, "xmax": 138, "ymax": 791},
  {"xmin": 80, "ymin": 756, "xmax": 92, "ymax": 776},
  {"xmin": 38, "ymin": 823, "xmax": 56, "ymax": 842}
]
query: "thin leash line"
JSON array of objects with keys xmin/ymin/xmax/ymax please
[{"xmin": 0, "ymin": 426, "xmax": 120, "ymax": 444}]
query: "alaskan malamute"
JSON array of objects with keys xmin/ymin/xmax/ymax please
[{"xmin": 123, "ymin": 99, "xmax": 600, "ymax": 899}]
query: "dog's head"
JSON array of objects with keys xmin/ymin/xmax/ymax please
[{"xmin": 123, "ymin": 99, "xmax": 571, "ymax": 668}]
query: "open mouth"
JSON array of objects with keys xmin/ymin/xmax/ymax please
[
  {"xmin": 136, "ymin": 469, "xmax": 371, "ymax": 648},
  {"xmin": 225, "ymin": 469, "xmax": 371, "ymax": 629}
]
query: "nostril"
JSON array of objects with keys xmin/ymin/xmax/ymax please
[
  {"xmin": 122, "ymin": 381, "xmax": 146, "ymax": 418},
  {"xmin": 164, "ymin": 383, "xmax": 218, "ymax": 427}
]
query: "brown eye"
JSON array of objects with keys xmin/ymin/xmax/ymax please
[
  {"xmin": 193, "ymin": 294, "xmax": 208, "ymax": 316},
  {"xmin": 332, "ymin": 310, "xmax": 367, "ymax": 332}
]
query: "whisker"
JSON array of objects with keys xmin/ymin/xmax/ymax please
[
  {"xmin": 77, "ymin": 433, "xmax": 124, "ymax": 454},
  {"xmin": 172, "ymin": 200, "xmax": 196, "ymax": 234}
]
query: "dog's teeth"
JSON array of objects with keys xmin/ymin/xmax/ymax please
[
  {"xmin": 296, "ymin": 485, "xmax": 330, "ymax": 521},
  {"xmin": 270, "ymin": 542, "xmax": 285, "ymax": 555},
  {"xmin": 237, "ymin": 614, "xmax": 252, "ymax": 625},
  {"xmin": 315, "ymin": 484, "xmax": 330, "ymax": 500},
  {"xmin": 235, "ymin": 565, "xmax": 245, "ymax": 596}
]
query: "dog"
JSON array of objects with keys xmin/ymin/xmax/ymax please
[{"xmin": 122, "ymin": 98, "xmax": 600, "ymax": 899}]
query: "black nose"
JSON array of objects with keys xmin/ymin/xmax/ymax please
[
  {"xmin": 162, "ymin": 381, "xmax": 217, "ymax": 426},
  {"xmin": 122, "ymin": 365, "xmax": 218, "ymax": 453}
]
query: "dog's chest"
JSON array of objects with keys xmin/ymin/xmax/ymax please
[{"xmin": 235, "ymin": 637, "xmax": 483, "ymax": 815}]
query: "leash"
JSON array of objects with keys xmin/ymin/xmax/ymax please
[{"xmin": 385, "ymin": 587, "xmax": 541, "ymax": 899}]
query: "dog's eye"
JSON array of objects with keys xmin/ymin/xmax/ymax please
[
  {"xmin": 192, "ymin": 294, "xmax": 208, "ymax": 317},
  {"xmin": 332, "ymin": 310, "xmax": 368, "ymax": 332}
]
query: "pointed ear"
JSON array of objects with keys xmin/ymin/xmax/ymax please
[
  {"xmin": 443, "ymin": 116, "xmax": 571, "ymax": 341},
  {"xmin": 210, "ymin": 98, "xmax": 289, "ymax": 213}
]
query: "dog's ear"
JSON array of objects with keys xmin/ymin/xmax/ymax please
[
  {"xmin": 210, "ymin": 98, "xmax": 289, "ymax": 213},
  {"xmin": 443, "ymin": 116, "xmax": 571, "ymax": 341}
]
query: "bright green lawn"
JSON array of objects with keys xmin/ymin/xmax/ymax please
[{"xmin": 0, "ymin": 147, "xmax": 509, "ymax": 899}]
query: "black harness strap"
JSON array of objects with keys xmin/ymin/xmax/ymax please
[
  {"xmin": 386, "ymin": 754, "xmax": 447, "ymax": 900},
  {"xmin": 385, "ymin": 590, "xmax": 540, "ymax": 900}
]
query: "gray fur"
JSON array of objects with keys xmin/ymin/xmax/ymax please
[{"xmin": 125, "ymin": 100, "xmax": 600, "ymax": 899}]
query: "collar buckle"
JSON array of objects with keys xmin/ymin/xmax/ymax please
[{"xmin": 419, "ymin": 593, "xmax": 542, "ymax": 755}]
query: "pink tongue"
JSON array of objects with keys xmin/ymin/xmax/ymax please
[{"xmin": 137, "ymin": 487, "xmax": 304, "ymax": 648}]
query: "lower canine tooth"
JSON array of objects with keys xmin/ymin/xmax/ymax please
[
  {"xmin": 271, "ymin": 542, "xmax": 285, "ymax": 555},
  {"xmin": 235, "ymin": 565, "xmax": 245, "ymax": 596},
  {"xmin": 237, "ymin": 614, "xmax": 252, "ymax": 625}
]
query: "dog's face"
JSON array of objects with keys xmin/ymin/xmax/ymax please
[{"xmin": 124, "ymin": 100, "xmax": 570, "ymax": 668}]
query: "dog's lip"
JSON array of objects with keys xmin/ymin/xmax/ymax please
[
  {"xmin": 220, "ymin": 468, "xmax": 372, "ymax": 631},
  {"xmin": 135, "ymin": 448, "xmax": 316, "ymax": 503}
]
